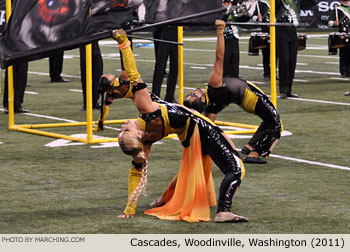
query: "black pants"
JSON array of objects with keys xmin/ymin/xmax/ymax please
[
  {"xmin": 277, "ymin": 26, "xmax": 298, "ymax": 94},
  {"xmin": 223, "ymin": 37, "xmax": 239, "ymax": 78},
  {"xmin": 248, "ymin": 96, "xmax": 282, "ymax": 156},
  {"xmin": 79, "ymin": 42, "xmax": 103, "ymax": 107},
  {"xmin": 3, "ymin": 62, "xmax": 28, "ymax": 109},
  {"xmin": 339, "ymin": 46, "xmax": 350, "ymax": 76},
  {"xmin": 49, "ymin": 51, "xmax": 64, "ymax": 81},
  {"xmin": 152, "ymin": 27, "xmax": 178, "ymax": 102}
]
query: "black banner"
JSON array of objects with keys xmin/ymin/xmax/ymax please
[
  {"xmin": 91, "ymin": 0, "xmax": 143, "ymax": 31},
  {"xmin": 0, "ymin": 0, "xmax": 142, "ymax": 67},
  {"xmin": 301, "ymin": 0, "xmax": 341, "ymax": 28},
  {"xmin": 143, "ymin": 0, "xmax": 222, "ymax": 25}
]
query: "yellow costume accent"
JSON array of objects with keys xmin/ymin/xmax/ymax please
[
  {"xmin": 144, "ymin": 125, "xmax": 216, "ymax": 222},
  {"xmin": 123, "ymin": 168, "xmax": 143, "ymax": 215},
  {"xmin": 94, "ymin": 105, "xmax": 110, "ymax": 132},
  {"xmin": 240, "ymin": 88, "xmax": 258, "ymax": 113},
  {"xmin": 115, "ymin": 33, "xmax": 140, "ymax": 84}
]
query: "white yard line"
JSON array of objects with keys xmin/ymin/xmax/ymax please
[{"xmin": 269, "ymin": 153, "xmax": 350, "ymax": 171}]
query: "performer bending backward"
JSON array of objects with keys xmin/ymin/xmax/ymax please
[
  {"xmin": 183, "ymin": 27, "xmax": 283, "ymax": 164},
  {"xmin": 99, "ymin": 21, "xmax": 248, "ymax": 223}
]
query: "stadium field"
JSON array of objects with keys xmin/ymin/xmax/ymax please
[{"xmin": 0, "ymin": 31, "xmax": 349, "ymax": 234}]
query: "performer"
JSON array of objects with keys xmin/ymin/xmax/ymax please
[
  {"xmin": 275, "ymin": 0, "xmax": 317, "ymax": 99},
  {"xmin": 328, "ymin": 0, "xmax": 350, "ymax": 78},
  {"xmin": 252, "ymin": 0, "xmax": 273, "ymax": 80},
  {"xmin": 97, "ymin": 21, "xmax": 248, "ymax": 223},
  {"xmin": 49, "ymin": 51, "xmax": 68, "ymax": 83},
  {"xmin": 183, "ymin": 16, "xmax": 282, "ymax": 165},
  {"xmin": 222, "ymin": 0, "xmax": 240, "ymax": 78}
]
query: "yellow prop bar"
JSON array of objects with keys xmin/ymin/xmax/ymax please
[
  {"xmin": 178, "ymin": 26, "xmax": 184, "ymax": 105},
  {"xmin": 270, "ymin": 0, "xmax": 277, "ymax": 107}
]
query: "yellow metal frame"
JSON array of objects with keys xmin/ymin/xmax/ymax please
[{"xmin": 8, "ymin": 12, "xmax": 280, "ymax": 143}]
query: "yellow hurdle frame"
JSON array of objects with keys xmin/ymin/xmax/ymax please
[{"xmin": 6, "ymin": 0, "xmax": 285, "ymax": 143}]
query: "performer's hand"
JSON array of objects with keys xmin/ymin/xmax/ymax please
[
  {"xmin": 335, "ymin": 19, "xmax": 339, "ymax": 26},
  {"xmin": 215, "ymin": 19, "xmax": 226, "ymax": 34},
  {"xmin": 112, "ymin": 29, "xmax": 128, "ymax": 44},
  {"xmin": 118, "ymin": 213, "xmax": 135, "ymax": 218}
]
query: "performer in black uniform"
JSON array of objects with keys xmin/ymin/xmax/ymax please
[
  {"xmin": 79, "ymin": 41, "xmax": 103, "ymax": 111},
  {"xmin": 252, "ymin": 0, "xmax": 273, "ymax": 80},
  {"xmin": 328, "ymin": 0, "xmax": 350, "ymax": 79},
  {"xmin": 49, "ymin": 51, "xmax": 68, "ymax": 83},
  {"xmin": 184, "ymin": 19, "xmax": 282, "ymax": 164},
  {"xmin": 3, "ymin": 62, "xmax": 29, "ymax": 113},
  {"xmin": 151, "ymin": 25, "xmax": 178, "ymax": 102},
  {"xmin": 222, "ymin": 0, "xmax": 240, "ymax": 78},
  {"xmin": 276, "ymin": 0, "xmax": 317, "ymax": 99},
  {"xmin": 96, "ymin": 22, "xmax": 248, "ymax": 223}
]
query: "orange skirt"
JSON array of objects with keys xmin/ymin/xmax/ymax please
[{"xmin": 144, "ymin": 124, "xmax": 216, "ymax": 222}]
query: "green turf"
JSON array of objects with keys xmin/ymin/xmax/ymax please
[{"xmin": 0, "ymin": 31, "xmax": 349, "ymax": 234}]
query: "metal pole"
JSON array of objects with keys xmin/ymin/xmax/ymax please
[
  {"xmin": 270, "ymin": 0, "xmax": 277, "ymax": 107},
  {"xmin": 127, "ymin": 8, "xmax": 226, "ymax": 33},
  {"xmin": 85, "ymin": 44, "xmax": 93, "ymax": 143},
  {"xmin": 178, "ymin": 26, "xmax": 184, "ymax": 105},
  {"xmin": 6, "ymin": 0, "xmax": 14, "ymax": 127},
  {"xmin": 126, "ymin": 34, "xmax": 183, "ymax": 45}
]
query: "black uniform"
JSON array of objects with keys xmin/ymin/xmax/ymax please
[
  {"xmin": 139, "ymin": 96, "xmax": 244, "ymax": 213},
  {"xmin": 79, "ymin": 41, "xmax": 103, "ymax": 110},
  {"xmin": 49, "ymin": 51, "xmax": 66, "ymax": 82},
  {"xmin": 276, "ymin": 0, "xmax": 317, "ymax": 96},
  {"xmin": 206, "ymin": 78, "xmax": 282, "ymax": 157},
  {"xmin": 254, "ymin": 0, "xmax": 272, "ymax": 79},
  {"xmin": 223, "ymin": 25, "xmax": 240, "ymax": 78},
  {"xmin": 3, "ymin": 62, "xmax": 29, "ymax": 112},
  {"xmin": 329, "ymin": 4, "xmax": 350, "ymax": 77},
  {"xmin": 151, "ymin": 26, "xmax": 178, "ymax": 102}
]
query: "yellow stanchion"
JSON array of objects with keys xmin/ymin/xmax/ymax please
[
  {"xmin": 85, "ymin": 44, "xmax": 94, "ymax": 143},
  {"xmin": 6, "ymin": 0, "xmax": 14, "ymax": 128},
  {"xmin": 178, "ymin": 26, "xmax": 184, "ymax": 105},
  {"xmin": 270, "ymin": 0, "xmax": 277, "ymax": 107}
]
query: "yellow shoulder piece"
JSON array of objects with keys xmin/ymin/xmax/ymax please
[
  {"xmin": 246, "ymin": 80, "xmax": 265, "ymax": 95},
  {"xmin": 137, "ymin": 117, "xmax": 146, "ymax": 131},
  {"xmin": 159, "ymin": 104, "xmax": 170, "ymax": 137},
  {"xmin": 122, "ymin": 83, "xmax": 135, "ymax": 103},
  {"xmin": 114, "ymin": 79, "xmax": 120, "ymax": 87}
]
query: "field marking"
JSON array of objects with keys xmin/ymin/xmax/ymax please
[
  {"xmin": 331, "ymin": 77, "xmax": 350, "ymax": 81},
  {"xmin": 293, "ymin": 79, "xmax": 309, "ymax": 83},
  {"xmin": 24, "ymin": 91, "xmax": 39, "ymax": 95},
  {"xmin": 69, "ymin": 89, "xmax": 82, "ymax": 93},
  {"xmin": 273, "ymin": 96, "xmax": 350, "ymax": 106},
  {"xmin": 269, "ymin": 153, "xmax": 350, "ymax": 171}
]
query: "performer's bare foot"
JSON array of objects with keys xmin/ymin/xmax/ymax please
[
  {"xmin": 118, "ymin": 213, "xmax": 135, "ymax": 219},
  {"xmin": 214, "ymin": 212, "xmax": 248, "ymax": 223}
]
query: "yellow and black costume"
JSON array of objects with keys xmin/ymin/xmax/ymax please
[
  {"xmin": 139, "ymin": 95, "xmax": 244, "ymax": 214},
  {"xmin": 206, "ymin": 77, "xmax": 282, "ymax": 157}
]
